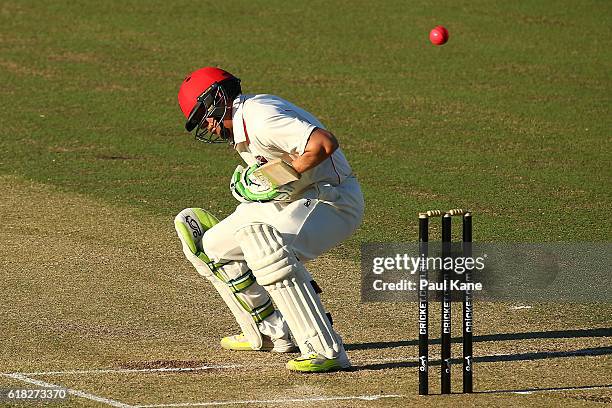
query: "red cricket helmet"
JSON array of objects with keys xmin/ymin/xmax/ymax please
[{"xmin": 178, "ymin": 67, "xmax": 241, "ymax": 142}]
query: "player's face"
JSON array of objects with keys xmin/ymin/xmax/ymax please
[
  {"xmin": 205, "ymin": 117, "xmax": 234, "ymax": 142},
  {"xmin": 206, "ymin": 118, "xmax": 221, "ymax": 135}
]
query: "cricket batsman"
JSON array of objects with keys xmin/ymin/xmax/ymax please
[{"xmin": 173, "ymin": 67, "xmax": 364, "ymax": 372}]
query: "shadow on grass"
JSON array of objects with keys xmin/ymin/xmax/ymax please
[{"xmin": 346, "ymin": 327, "xmax": 612, "ymax": 351}]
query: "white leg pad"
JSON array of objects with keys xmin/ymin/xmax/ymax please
[
  {"xmin": 235, "ymin": 223, "xmax": 342, "ymax": 359},
  {"xmin": 175, "ymin": 208, "xmax": 278, "ymax": 350}
]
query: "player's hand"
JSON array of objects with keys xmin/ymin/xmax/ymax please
[{"xmin": 230, "ymin": 164, "xmax": 294, "ymax": 202}]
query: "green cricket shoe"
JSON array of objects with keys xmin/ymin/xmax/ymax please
[
  {"xmin": 220, "ymin": 333, "xmax": 298, "ymax": 353},
  {"xmin": 220, "ymin": 334, "xmax": 255, "ymax": 351},
  {"xmin": 286, "ymin": 352, "xmax": 351, "ymax": 373}
]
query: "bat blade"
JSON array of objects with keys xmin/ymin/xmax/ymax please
[{"xmin": 252, "ymin": 159, "xmax": 300, "ymax": 188}]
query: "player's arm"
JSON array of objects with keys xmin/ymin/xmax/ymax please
[{"xmin": 290, "ymin": 128, "xmax": 339, "ymax": 174}]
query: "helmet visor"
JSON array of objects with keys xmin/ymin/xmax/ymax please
[{"xmin": 185, "ymin": 83, "xmax": 229, "ymax": 143}]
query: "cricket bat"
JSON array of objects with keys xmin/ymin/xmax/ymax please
[{"xmin": 251, "ymin": 159, "xmax": 301, "ymax": 188}]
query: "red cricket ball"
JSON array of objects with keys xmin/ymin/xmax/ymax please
[{"xmin": 429, "ymin": 25, "xmax": 449, "ymax": 46}]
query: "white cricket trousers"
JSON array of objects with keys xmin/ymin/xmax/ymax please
[{"xmin": 202, "ymin": 176, "xmax": 364, "ymax": 263}]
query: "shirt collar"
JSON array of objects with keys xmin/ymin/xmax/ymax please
[{"xmin": 231, "ymin": 95, "xmax": 247, "ymax": 145}]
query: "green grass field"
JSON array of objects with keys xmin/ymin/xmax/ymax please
[{"xmin": 1, "ymin": 1, "xmax": 610, "ymax": 406}]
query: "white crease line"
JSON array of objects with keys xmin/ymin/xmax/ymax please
[
  {"xmin": 6, "ymin": 349, "xmax": 602, "ymax": 377},
  {"xmin": 14, "ymin": 364, "xmax": 242, "ymax": 376},
  {"xmin": 8, "ymin": 358, "xmax": 419, "ymax": 376},
  {"xmin": 2, "ymin": 372, "xmax": 134, "ymax": 408},
  {"xmin": 133, "ymin": 394, "xmax": 404, "ymax": 407},
  {"xmin": 0, "ymin": 353, "xmax": 514, "ymax": 377}
]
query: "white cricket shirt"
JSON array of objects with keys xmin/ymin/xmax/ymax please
[{"xmin": 231, "ymin": 94, "xmax": 352, "ymax": 187}]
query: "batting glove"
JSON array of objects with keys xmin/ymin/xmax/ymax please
[{"xmin": 230, "ymin": 164, "xmax": 294, "ymax": 202}]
